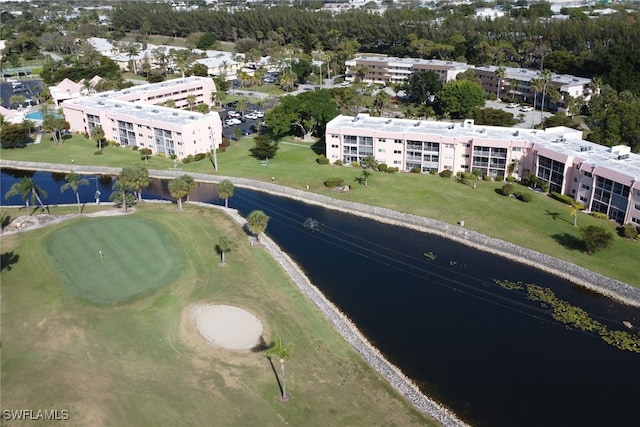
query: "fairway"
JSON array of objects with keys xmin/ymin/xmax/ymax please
[{"xmin": 46, "ymin": 216, "xmax": 180, "ymax": 304}]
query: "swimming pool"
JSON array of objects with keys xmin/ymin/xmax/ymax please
[{"xmin": 25, "ymin": 111, "xmax": 43, "ymax": 121}]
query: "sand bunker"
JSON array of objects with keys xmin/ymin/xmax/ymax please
[{"xmin": 194, "ymin": 304, "xmax": 263, "ymax": 350}]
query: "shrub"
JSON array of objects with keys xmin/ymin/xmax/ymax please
[
  {"xmin": 440, "ymin": 169, "xmax": 453, "ymax": 178},
  {"xmin": 377, "ymin": 163, "xmax": 388, "ymax": 172},
  {"xmin": 132, "ymin": 145, "xmax": 139, "ymax": 151},
  {"xmin": 334, "ymin": 159, "xmax": 343, "ymax": 166},
  {"xmin": 324, "ymin": 177, "xmax": 345, "ymax": 187},
  {"xmin": 506, "ymin": 176, "xmax": 517, "ymax": 182},
  {"xmin": 182, "ymin": 155, "xmax": 194, "ymax": 164},
  {"xmin": 483, "ymin": 175, "xmax": 492, "ymax": 181},
  {"xmin": 539, "ymin": 181, "xmax": 549, "ymax": 193},
  {"xmin": 429, "ymin": 169, "xmax": 437, "ymax": 175},
  {"xmin": 550, "ymin": 192, "xmax": 574, "ymax": 205},
  {"xmin": 194, "ymin": 153, "xmax": 206, "ymax": 161},
  {"xmin": 411, "ymin": 166, "xmax": 421, "ymax": 173},
  {"xmin": 590, "ymin": 212, "xmax": 609, "ymax": 220},
  {"xmin": 386, "ymin": 167, "xmax": 398, "ymax": 173},
  {"xmin": 619, "ymin": 223, "xmax": 639, "ymax": 239},
  {"xmin": 351, "ymin": 161, "xmax": 360, "ymax": 168},
  {"xmin": 582, "ymin": 225, "xmax": 614, "ymax": 254},
  {"xmin": 220, "ymin": 138, "xmax": 231, "ymax": 147},
  {"xmin": 216, "ymin": 147, "xmax": 226, "ymax": 153},
  {"xmin": 317, "ymin": 155, "xmax": 330, "ymax": 165},
  {"xmin": 495, "ymin": 175, "xmax": 504, "ymax": 182},
  {"xmin": 515, "ymin": 192, "xmax": 532, "ymax": 202},
  {"xmin": 502, "ymin": 183, "xmax": 515, "ymax": 196}
]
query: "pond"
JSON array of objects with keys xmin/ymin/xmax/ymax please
[{"xmin": 2, "ymin": 170, "xmax": 639, "ymax": 427}]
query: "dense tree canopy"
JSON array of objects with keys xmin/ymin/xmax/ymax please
[
  {"xmin": 266, "ymin": 89, "xmax": 339, "ymax": 138},
  {"xmin": 437, "ymin": 80, "xmax": 486, "ymax": 118},
  {"xmin": 405, "ymin": 71, "xmax": 441, "ymax": 105}
]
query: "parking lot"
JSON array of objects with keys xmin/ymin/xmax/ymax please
[
  {"xmin": 1, "ymin": 79, "xmax": 44, "ymax": 109},
  {"xmin": 484, "ymin": 99, "xmax": 552, "ymax": 128},
  {"xmin": 220, "ymin": 100, "xmax": 266, "ymax": 141}
]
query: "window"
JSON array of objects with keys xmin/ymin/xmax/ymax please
[
  {"xmin": 394, "ymin": 139, "xmax": 403, "ymax": 144},
  {"xmin": 444, "ymin": 143, "xmax": 454, "ymax": 148},
  {"xmin": 394, "ymin": 150, "xmax": 402, "ymax": 154},
  {"xmin": 378, "ymin": 148, "xmax": 385, "ymax": 153},
  {"xmin": 393, "ymin": 160, "xmax": 401, "ymax": 165},
  {"xmin": 444, "ymin": 165, "xmax": 452, "ymax": 170},
  {"xmin": 581, "ymin": 184, "xmax": 590, "ymax": 190},
  {"xmin": 513, "ymin": 147, "xmax": 522, "ymax": 152},
  {"xmin": 378, "ymin": 138, "xmax": 386, "ymax": 143},
  {"xmin": 633, "ymin": 217, "xmax": 640, "ymax": 225},
  {"xmin": 635, "ymin": 203, "xmax": 640, "ymax": 210},
  {"xmin": 461, "ymin": 154, "xmax": 470, "ymax": 158},
  {"xmin": 331, "ymin": 144, "xmax": 339, "ymax": 149},
  {"xmin": 584, "ymin": 171, "xmax": 593, "ymax": 178},
  {"xmin": 580, "ymin": 196, "xmax": 587, "ymax": 202},
  {"xmin": 332, "ymin": 134, "xmax": 339, "ymax": 138}
]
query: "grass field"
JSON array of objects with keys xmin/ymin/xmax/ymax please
[
  {"xmin": 0, "ymin": 204, "xmax": 435, "ymax": 427},
  {"xmin": 1, "ymin": 135, "xmax": 638, "ymax": 286},
  {"xmin": 46, "ymin": 216, "xmax": 180, "ymax": 304}
]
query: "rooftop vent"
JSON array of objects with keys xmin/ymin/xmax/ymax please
[
  {"xmin": 123, "ymin": 90, "xmax": 130, "ymax": 94},
  {"xmin": 97, "ymin": 101, "xmax": 104, "ymax": 105},
  {"xmin": 479, "ymin": 128, "xmax": 486, "ymax": 133},
  {"xmin": 385, "ymin": 119, "xmax": 392, "ymax": 125},
  {"xmin": 189, "ymin": 115, "xmax": 195, "ymax": 120},
  {"xmin": 618, "ymin": 154, "xmax": 630, "ymax": 160},
  {"xmin": 513, "ymin": 130, "xmax": 519, "ymax": 137},
  {"xmin": 352, "ymin": 117, "xmax": 359, "ymax": 122},
  {"xmin": 152, "ymin": 109, "xmax": 159, "ymax": 113},
  {"xmin": 135, "ymin": 105, "xmax": 142, "ymax": 109},
  {"xmin": 414, "ymin": 121, "xmax": 421, "ymax": 127},
  {"xmin": 172, "ymin": 112, "xmax": 179, "ymax": 116},
  {"xmin": 448, "ymin": 124, "xmax": 455, "ymax": 130},
  {"xmin": 579, "ymin": 145, "xmax": 592, "ymax": 152},
  {"xmin": 555, "ymin": 137, "xmax": 566, "ymax": 143},
  {"xmin": 114, "ymin": 104, "xmax": 121, "ymax": 108}
]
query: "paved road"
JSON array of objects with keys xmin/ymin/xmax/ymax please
[{"xmin": 484, "ymin": 100, "xmax": 552, "ymax": 128}]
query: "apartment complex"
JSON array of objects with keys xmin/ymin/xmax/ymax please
[
  {"xmin": 325, "ymin": 114, "xmax": 640, "ymax": 225},
  {"xmin": 474, "ymin": 65, "xmax": 593, "ymax": 108},
  {"xmin": 345, "ymin": 56, "xmax": 471, "ymax": 85},
  {"xmin": 61, "ymin": 76, "xmax": 222, "ymax": 159}
]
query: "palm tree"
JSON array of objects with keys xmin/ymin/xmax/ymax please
[
  {"xmin": 495, "ymin": 66, "xmax": 506, "ymax": 101},
  {"xmin": 373, "ymin": 91, "xmax": 390, "ymax": 117},
  {"xmin": 471, "ymin": 168, "xmax": 482, "ymax": 189},
  {"xmin": 216, "ymin": 235, "xmax": 233, "ymax": 265},
  {"xmin": 264, "ymin": 337, "xmax": 291, "ymax": 401},
  {"xmin": 5, "ymin": 177, "xmax": 48, "ymax": 215},
  {"xmin": 361, "ymin": 170, "xmax": 372, "ymax": 186},
  {"xmin": 185, "ymin": 94, "xmax": 197, "ymax": 111},
  {"xmin": 539, "ymin": 69, "xmax": 553, "ymax": 124},
  {"xmin": 530, "ymin": 78, "xmax": 542, "ymax": 129},
  {"xmin": 570, "ymin": 201, "xmax": 585, "ymax": 227},
  {"xmin": 211, "ymin": 91, "xmax": 226, "ymax": 109},
  {"xmin": 237, "ymin": 70, "xmax": 251, "ymax": 88},
  {"xmin": 126, "ymin": 43, "xmax": 140, "ymax": 74},
  {"xmin": 236, "ymin": 99, "xmax": 248, "ymax": 118},
  {"xmin": 61, "ymin": 172, "xmax": 89, "ymax": 213},
  {"xmin": 246, "ymin": 210, "xmax": 269, "ymax": 243},
  {"xmin": 168, "ymin": 175, "xmax": 196, "ymax": 210},
  {"xmin": 217, "ymin": 179, "xmax": 234, "ymax": 208},
  {"xmin": 110, "ymin": 179, "xmax": 135, "ymax": 212},
  {"xmin": 91, "ymin": 126, "xmax": 105, "ymax": 152},
  {"xmin": 164, "ymin": 99, "xmax": 176, "ymax": 108},
  {"xmin": 120, "ymin": 166, "xmax": 149, "ymax": 201}
]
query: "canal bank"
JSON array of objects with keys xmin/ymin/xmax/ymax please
[{"xmin": 2, "ymin": 159, "xmax": 638, "ymax": 307}]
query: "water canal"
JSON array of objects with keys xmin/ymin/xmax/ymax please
[{"xmin": 2, "ymin": 170, "xmax": 639, "ymax": 426}]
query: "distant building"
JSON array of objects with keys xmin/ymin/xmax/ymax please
[
  {"xmin": 473, "ymin": 65, "xmax": 593, "ymax": 109},
  {"xmin": 61, "ymin": 76, "xmax": 221, "ymax": 159},
  {"xmin": 345, "ymin": 56, "xmax": 471, "ymax": 85},
  {"xmin": 326, "ymin": 114, "xmax": 640, "ymax": 225}
]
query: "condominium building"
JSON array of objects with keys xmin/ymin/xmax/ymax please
[
  {"xmin": 473, "ymin": 65, "xmax": 593, "ymax": 109},
  {"xmin": 345, "ymin": 56, "xmax": 471, "ymax": 85},
  {"xmin": 61, "ymin": 76, "xmax": 222, "ymax": 159},
  {"xmin": 325, "ymin": 114, "xmax": 640, "ymax": 225}
]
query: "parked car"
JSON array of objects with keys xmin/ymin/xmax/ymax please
[
  {"xmin": 245, "ymin": 113, "xmax": 258, "ymax": 120},
  {"xmin": 254, "ymin": 111, "xmax": 264, "ymax": 118},
  {"xmin": 506, "ymin": 103, "xmax": 520, "ymax": 109},
  {"xmin": 227, "ymin": 111, "xmax": 240, "ymax": 118},
  {"xmin": 519, "ymin": 106, "xmax": 534, "ymax": 112}
]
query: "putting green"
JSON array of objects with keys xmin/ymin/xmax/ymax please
[{"xmin": 46, "ymin": 216, "xmax": 181, "ymax": 304}]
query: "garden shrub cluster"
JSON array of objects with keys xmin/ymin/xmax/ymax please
[
  {"xmin": 440, "ymin": 170, "xmax": 453, "ymax": 178},
  {"xmin": 317, "ymin": 155, "xmax": 330, "ymax": 165},
  {"xmin": 514, "ymin": 192, "xmax": 533, "ymax": 202},
  {"xmin": 619, "ymin": 223, "xmax": 639, "ymax": 239},
  {"xmin": 506, "ymin": 176, "xmax": 517, "ymax": 182},
  {"xmin": 324, "ymin": 177, "xmax": 345, "ymax": 187},
  {"xmin": 590, "ymin": 212, "xmax": 609, "ymax": 220},
  {"xmin": 334, "ymin": 159, "xmax": 343, "ymax": 166},
  {"xmin": 550, "ymin": 192, "xmax": 575, "ymax": 205},
  {"xmin": 377, "ymin": 164, "xmax": 388, "ymax": 172},
  {"xmin": 501, "ymin": 183, "xmax": 515, "ymax": 196}
]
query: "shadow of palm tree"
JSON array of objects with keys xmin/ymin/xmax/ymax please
[
  {"xmin": 546, "ymin": 210, "xmax": 572, "ymax": 225},
  {"xmin": 251, "ymin": 336, "xmax": 272, "ymax": 353},
  {"xmin": 265, "ymin": 355, "xmax": 284, "ymax": 398},
  {"xmin": 1, "ymin": 212, "xmax": 13, "ymax": 230},
  {"xmin": 1, "ymin": 251, "xmax": 20, "ymax": 271},
  {"xmin": 551, "ymin": 233, "xmax": 585, "ymax": 251},
  {"xmin": 354, "ymin": 177, "xmax": 364, "ymax": 185}
]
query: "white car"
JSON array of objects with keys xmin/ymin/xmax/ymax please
[
  {"xmin": 227, "ymin": 111, "xmax": 240, "ymax": 118},
  {"xmin": 245, "ymin": 113, "xmax": 258, "ymax": 120},
  {"xmin": 519, "ymin": 106, "xmax": 534, "ymax": 112},
  {"xmin": 225, "ymin": 118, "xmax": 241, "ymax": 126},
  {"xmin": 506, "ymin": 103, "xmax": 520, "ymax": 109},
  {"xmin": 254, "ymin": 111, "xmax": 264, "ymax": 118}
]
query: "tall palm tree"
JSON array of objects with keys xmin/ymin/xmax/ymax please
[
  {"xmin": 235, "ymin": 99, "xmax": 248, "ymax": 118},
  {"xmin": 570, "ymin": 201, "xmax": 585, "ymax": 227},
  {"xmin": 361, "ymin": 170, "xmax": 372, "ymax": 186},
  {"xmin": 373, "ymin": 91, "xmax": 390, "ymax": 117},
  {"xmin": 120, "ymin": 166, "xmax": 149, "ymax": 201},
  {"xmin": 530, "ymin": 78, "xmax": 542, "ymax": 129},
  {"xmin": 495, "ymin": 66, "xmax": 506, "ymax": 101},
  {"xmin": 264, "ymin": 337, "xmax": 291, "ymax": 401},
  {"xmin": 110, "ymin": 179, "xmax": 135, "ymax": 212},
  {"xmin": 126, "ymin": 43, "xmax": 140, "ymax": 74},
  {"xmin": 539, "ymin": 69, "xmax": 553, "ymax": 124},
  {"xmin": 5, "ymin": 177, "xmax": 48, "ymax": 215},
  {"xmin": 61, "ymin": 172, "xmax": 89, "ymax": 213},
  {"xmin": 217, "ymin": 179, "xmax": 234, "ymax": 208},
  {"xmin": 247, "ymin": 210, "xmax": 269, "ymax": 243},
  {"xmin": 211, "ymin": 91, "xmax": 226, "ymax": 109},
  {"xmin": 185, "ymin": 94, "xmax": 197, "ymax": 111},
  {"xmin": 91, "ymin": 125, "xmax": 106, "ymax": 152}
]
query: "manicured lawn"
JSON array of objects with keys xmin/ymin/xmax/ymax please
[
  {"xmin": 1, "ymin": 136, "xmax": 638, "ymax": 286},
  {"xmin": 46, "ymin": 216, "xmax": 180, "ymax": 304},
  {"xmin": 1, "ymin": 204, "xmax": 433, "ymax": 426}
]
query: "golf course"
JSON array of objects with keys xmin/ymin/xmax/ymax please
[{"xmin": 1, "ymin": 204, "xmax": 435, "ymax": 426}]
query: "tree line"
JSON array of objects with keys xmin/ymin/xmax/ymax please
[{"xmin": 109, "ymin": 3, "xmax": 640, "ymax": 94}]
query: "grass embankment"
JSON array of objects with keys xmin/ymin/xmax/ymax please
[
  {"xmin": 0, "ymin": 204, "xmax": 433, "ymax": 426},
  {"xmin": 1, "ymin": 136, "xmax": 638, "ymax": 286}
]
